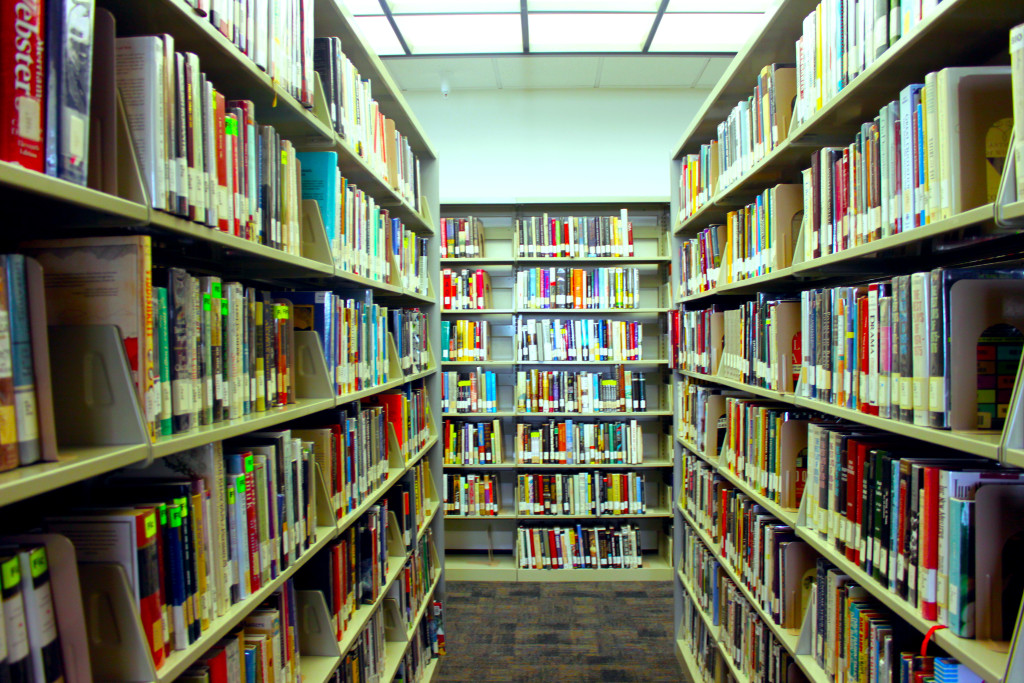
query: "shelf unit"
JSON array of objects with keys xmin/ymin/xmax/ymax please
[
  {"xmin": 0, "ymin": 1, "xmax": 444, "ymax": 682},
  {"xmin": 439, "ymin": 201, "xmax": 675, "ymax": 581},
  {"xmin": 669, "ymin": 1, "xmax": 1024, "ymax": 682}
]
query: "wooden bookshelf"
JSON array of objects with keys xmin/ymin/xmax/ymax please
[
  {"xmin": 670, "ymin": 2, "xmax": 1024, "ymax": 682},
  {"xmin": 0, "ymin": 1, "xmax": 445, "ymax": 682}
]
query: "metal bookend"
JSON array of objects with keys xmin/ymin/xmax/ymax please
[
  {"xmin": 294, "ymin": 330, "xmax": 334, "ymax": 400},
  {"xmin": 995, "ymin": 129, "xmax": 1023, "ymax": 229},
  {"xmin": 386, "ymin": 421, "xmax": 407, "ymax": 467},
  {"xmin": 300, "ymin": 199, "xmax": 335, "ymax": 269},
  {"xmin": 309, "ymin": 71, "xmax": 333, "ymax": 132},
  {"xmin": 48, "ymin": 325, "xmax": 149, "ymax": 449},
  {"xmin": 115, "ymin": 90, "xmax": 150, "ymax": 209},
  {"xmin": 386, "ymin": 332, "xmax": 403, "ymax": 382},
  {"xmin": 1001, "ymin": 353, "xmax": 1024, "ymax": 465},
  {"xmin": 78, "ymin": 563, "xmax": 158, "ymax": 682},
  {"xmin": 314, "ymin": 462, "xmax": 337, "ymax": 528},
  {"xmin": 296, "ymin": 590, "xmax": 343, "ymax": 657}
]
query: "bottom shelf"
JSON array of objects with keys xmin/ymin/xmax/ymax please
[{"xmin": 444, "ymin": 551, "xmax": 672, "ymax": 581}]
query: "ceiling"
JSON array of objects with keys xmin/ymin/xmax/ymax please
[
  {"xmin": 349, "ymin": 0, "xmax": 773, "ymax": 56},
  {"xmin": 382, "ymin": 54, "xmax": 732, "ymax": 91}
]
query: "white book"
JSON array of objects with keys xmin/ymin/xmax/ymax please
[
  {"xmin": 924, "ymin": 71, "xmax": 941, "ymax": 223},
  {"xmin": 115, "ymin": 36, "xmax": 167, "ymax": 210},
  {"xmin": 1012, "ymin": 24, "xmax": 1024, "ymax": 197},
  {"xmin": 910, "ymin": 272, "xmax": 930, "ymax": 426}
]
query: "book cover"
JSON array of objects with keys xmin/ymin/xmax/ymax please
[
  {"xmin": 0, "ymin": 258, "xmax": 18, "ymax": 472},
  {"xmin": 44, "ymin": 0, "xmax": 94, "ymax": 184},
  {"xmin": 0, "ymin": 553, "xmax": 32, "ymax": 683},
  {"xmin": 0, "ymin": 0, "xmax": 45, "ymax": 171},
  {"xmin": 4, "ymin": 256, "xmax": 39, "ymax": 467}
]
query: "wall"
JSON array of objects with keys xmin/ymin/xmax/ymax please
[{"xmin": 400, "ymin": 87, "xmax": 709, "ymax": 203}]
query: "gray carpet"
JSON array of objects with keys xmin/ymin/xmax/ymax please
[{"xmin": 434, "ymin": 581, "xmax": 685, "ymax": 682}]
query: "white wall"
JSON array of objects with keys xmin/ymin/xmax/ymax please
[{"xmin": 401, "ymin": 87, "xmax": 709, "ymax": 203}]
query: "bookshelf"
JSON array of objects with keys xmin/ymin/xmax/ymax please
[
  {"xmin": 670, "ymin": 1, "xmax": 1024, "ymax": 682},
  {"xmin": 439, "ymin": 201, "xmax": 674, "ymax": 581},
  {"xmin": 0, "ymin": 1, "xmax": 443, "ymax": 683}
]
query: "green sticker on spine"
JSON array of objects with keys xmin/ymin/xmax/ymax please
[
  {"xmin": 226, "ymin": 117, "xmax": 239, "ymax": 136},
  {"xmin": 0, "ymin": 557, "xmax": 18, "ymax": 589}
]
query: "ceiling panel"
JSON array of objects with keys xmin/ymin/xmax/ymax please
[
  {"xmin": 383, "ymin": 57, "xmax": 500, "ymax": 91},
  {"xmin": 666, "ymin": 0, "xmax": 773, "ymax": 10},
  {"xmin": 394, "ymin": 13, "xmax": 523, "ymax": 54},
  {"xmin": 695, "ymin": 56, "xmax": 733, "ymax": 87},
  {"xmin": 527, "ymin": 0, "xmax": 662, "ymax": 9},
  {"xmin": 649, "ymin": 13, "xmax": 763, "ymax": 52},
  {"xmin": 497, "ymin": 55, "xmax": 602, "ymax": 88},
  {"xmin": 352, "ymin": 15, "xmax": 406, "ymax": 56},
  {"xmin": 528, "ymin": 13, "xmax": 655, "ymax": 52},
  {"xmin": 598, "ymin": 55, "xmax": 708, "ymax": 88},
  {"xmin": 389, "ymin": 0, "xmax": 521, "ymax": 12}
]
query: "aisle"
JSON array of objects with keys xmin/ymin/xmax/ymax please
[{"xmin": 435, "ymin": 581, "xmax": 684, "ymax": 683}]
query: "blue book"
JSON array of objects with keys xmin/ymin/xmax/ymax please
[
  {"xmin": 440, "ymin": 321, "xmax": 450, "ymax": 362},
  {"xmin": 243, "ymin": 647, "xmax": 257, "ymax": 683},
  {"xmin": 486, "ymin": 371, "xmax": 496, "ymax": 412},
  {"xmin": 45, "ymin": 0, "xmax": 95, "ymax": 184},
  {"xmin": 295, "ymin": 152, "xmax": 339, "ymax": 255},
  {"xmin": 5, "ymin": 255, "xmax": 40, "ymax": 465},
  {"xmin": 948, "ymin": 497, "xmax": 974, "ymax": 638}
]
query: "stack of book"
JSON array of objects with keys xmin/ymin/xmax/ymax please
[
  {"xmin": 515, "ymin": 211, "xmax": 633, "ymax": 258},
  {"xmin": 515, "ymin": 368, "xmax": 647, "ymax": 414},
  {"xmin": 440, "ymin": 217, "xmax": 485, "ymax": 258},
  {"xmin": 441, "ymin": 369, "xmax": 498, "ymax": 414},
  {"xmin": 516, "ymin": 523, "xmax": 644, "ymax": 570},
  {"xmin": 443, "ymin": 473, "xmax": 501, "ymax": 516},
  {"xmin": 516, "ymin": 267, "xmax": 639, "ymax": 310},
  {"xmin": 441, "ymin": 268, "xmax": 492, "ymax": 310},
  {"xmin": 517, "ymin": 471, "xmax": 647, "ymax": 516},
  {"xmin": 668, "ymin": 306, "xmax": 720, "ymax": 375},
  {"xmin": 443, "ymin": 419, "xmax": 503, "ymax": 465},
  {"xmin": 515, "ymin": 317, "xmax": 643, "ymax": 362},
  {"xmin": 441, "ymin": 320, "xmax": 490, "ymax": 362},
  {"xmin": 514, "ymin": 420, "xmax": 644, "ymax": 465},
  {"xmin": 801, "ymin": 69, "xmax": 1011, "ymax": 261}
]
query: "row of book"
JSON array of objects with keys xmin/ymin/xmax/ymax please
[
  {"xmin": 667, "ymin": 306, "xmax": 718, "ymax": 376},
  {"xmin": 117, "ymin": 35, "xmax": 304, "ymax": 253},
  {"xmin": 310, "ymin": 38, "xmax": 421, "ymax": 210},
  {"xmin": 516, "ymin": 523, "xmax": 645, "ymax": 570},
  {"xmin": 804, "ymin": 422, "xmax": 1024, "ymax": 640},
  {"xmin": 515, "ymin": 212, "xmax": 634, "ymax": 258},
  {"xmin": 515, "ymin": 368, "xmax": 650, "ymax": 414},
  {"xmin": 298, "ymin": 151, "xmax": 428, "ymax": 290},
  {"xmin": 440, "ymin": 320, "xmax": 490, "ymax": 362},
  {"xmin": 441, "ymin": 419, "xmax": 651, "ymax": 467},
  {"xmin": 440, "ymin": 369, "xmax": 498, "ymax": 414},
  {"xmin": 515, "ymin": 317, "xmax": 645, "ymax": 362},
  {"xmin": 441, "ymin": 268, "xmax": 492, "ymax": 311},
  {"xmin": 792, "ymin": 0, "xmax": 950, "ymax": 130},
  {"xmin": 676, "ymin": 184, "xmax": 801, "ymax": 297},
  {"xmin": 443, "ymin": 473, "xmax": 501, "ymax": 516},
  {"xmin": 515, "ymin": 267, "xmax": 641, "ymax": 310},
  {"xmin": 514, "ymin": 420, "xmax": 647, "ymax": 466},
  {"xmin": 442, "ymin": 419, "xmax": 503, "ymax": 466},
  {"xmin": 517, "ymin": 471, "xmax": 649, "ymax": 517},
  {"xmin": 718, "ymin": 297, "xmax": 802, "ymax": 393},
  {"xmin": 440, "ymin": 217, "xmax": 485, "ymax": 259},
  {"xmin": 678, "ymin": 589, "xmax": 807, "ymax": 683},
  {"xmin": 676, "ymin": 64, "xmax": 795, "ymax": 223},
  {"xmin": 803, "ymin": 68, "xmax": 1010, "ymax": 262},
  {"xmin": 797, "ymin": 269, "xmax": 1024, "ymax": 429}
]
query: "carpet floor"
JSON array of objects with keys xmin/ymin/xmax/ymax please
[{"xmin": 433, "ymin": 581, "xmax": 685, "ymax": 683}]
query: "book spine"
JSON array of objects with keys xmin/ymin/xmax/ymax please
[
  {"xmin": 44, "ymin": 0, "xmax": 94, "ymax": 184},
  {"xmin": 5, "ymin": 256, "xmax": 38, "ymax": 466},
  {"xmin": 1, "ymin": 0, "xmax": 45, "ymax": 171}
]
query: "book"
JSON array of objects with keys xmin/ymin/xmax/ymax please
[
  {"xmin": 44, "ymin": 0, "xmax": 95, "ymax": 185},
  {"xmin": 1012, "ymin": 23, "xmax": 1024, "ymax": 198},
  {"xmin": 0, "ymin": 258, "xmax": 18, "ymax": 472},
  {"xmin": 0, "ymin": 0, "xmax": 46, "ymax": 171},
  {"xmin": 16, "ymin": 544, "xmax": 62, "ymax": 683}
]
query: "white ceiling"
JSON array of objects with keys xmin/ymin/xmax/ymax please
[{"xmin": 382, "ymin": 54, "xmax": 731, "ymax": 91}]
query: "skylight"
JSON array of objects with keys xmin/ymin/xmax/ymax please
[{"xmin": 348, "ymin": 0, "xmax": 773, "ymax": 56}]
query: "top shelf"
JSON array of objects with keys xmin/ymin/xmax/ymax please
[{"xmin": 672, "ymin": 0, "xmax": 1024, "ymax": 173}]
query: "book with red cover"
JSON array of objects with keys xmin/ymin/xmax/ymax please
[{"xmin": 1, "ymin": 0, "xmax": 45, "ymax": 171}]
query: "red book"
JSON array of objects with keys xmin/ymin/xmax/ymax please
[
  {"xmin": 241, "ymin": 452, "xmax": 262, "ymax": 591},
  {"xmin": 201, "ymin": 646, "xmax": 229, "ymax": 683},
  {"xmin": 330, "ymin": 544, "xmax": 342, "ymax": 638},
  {"xmin": 920, "ymin": 465, "xmax": 940, "ymax": 620},
  {"xmin": 213, "ymin": 91, "xmax": 229, "ymax": 232},
  {"xmin": 365, "ymin": 392, "xmax": 406, "ymax": 455},
  {"xmin": 548, "ymin": 529, "xmax": 558, "ymax": 568},
  {"xmin": 1, "ymin": 0, "xmax": 44, "ymax": 171},
  {"xmin": 227, "ymin": 113, "xmax": 241, "ymax": 236}
]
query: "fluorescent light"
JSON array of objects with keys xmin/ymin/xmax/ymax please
[
  {"xmin": 527, "ymin": 0, "xmax": 661, "ymax": 9},
  {"xmin": 395, "ymin": 14, "xmax": 523, "ymax": 54},
  {"xmin": 649, "ymin": 13, "xmax": 763, "ymax": 52},
  {"xmin": 390, "ymin": 0, "xmax": 520, "ymax": 12},
  {"xmin": 346, "ymin": 0, "xmax": 386, "ymax": 15},
  {"xmin": 351, "ymin": 16, "xmax": 406, "ymax": 55},
  {"xmin": 667, "ymin": 0, "xmax": 773, "ymax": 10},
  {"xmin": 528, "ymin": 13, "xmax": 655, "ymax": 52}
]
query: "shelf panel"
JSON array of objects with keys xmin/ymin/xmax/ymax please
[
  {"xmin": 677, "ymin": 204, "xmax": 996, "ymax": 304},
  {"xmin": 440, "ymin": 258, "xmax": 515, "ymax": 266},
  {"xmin": 0, "ymin": 161, "xmax": 149, "ymax": 227},
  {"xmin": 155, "ymin": 524, "xmax": 338, "ymax": 683},
  {"xmin": 97, "ymin": 0, "xmax": 334, "ymax": 146},
  {"xmin": 796, "ymin": 525, "xmax": 1010, "ymax": 683},
  {"xmin": 677, "ymin": 369, "xmax": 1002, "ymax": 459},
  {"xmin": 1004, "ymin": 201, "xmax": 1024, "ymax": 223},
  {"xmin": 441, "ymin": 309, "xmax": 516, "ymax": 316},
  {"xmin": 152, "ymin": 398, "xmax": 336, "ymax": 458},
  {"xmin": 300, "ymin": 656, "xmax": 341, "ymax": 683},
  {"xmin": 443, "ymin": 553, "xmax": 519, "ymax": 582},
  {"xmin": 0, "ymin": 444, "xmax": 150, "ymax": 506}
]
